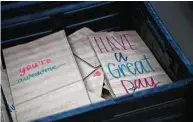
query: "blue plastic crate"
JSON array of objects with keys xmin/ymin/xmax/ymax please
[{"xmin": 1, "ymin": 2, "xmax": 193, "ymax": 122}]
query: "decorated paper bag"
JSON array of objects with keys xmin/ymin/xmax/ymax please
[
  {"xmin": 88, "ymin": 31, "xmax": 172, "ymax": 96},
  {"xmin": 68, "ymin": 28, "xmax": 104, "ymax": 98},
  {"xmin": 3, "ymin": 30, "xmax": 91, "ymax": 121}
]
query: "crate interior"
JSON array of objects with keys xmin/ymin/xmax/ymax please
[
  {"xmin": 1, "ymin": 1, "xmax": 193, "ymax": 82},
  {"xmin": 2, "ymin": 2, "xmax": 193, "ymax": 122}
]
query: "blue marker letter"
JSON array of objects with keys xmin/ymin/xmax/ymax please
[{"xmin": 108, "ymin": 63, "xmax": 121, "ymax": 78}]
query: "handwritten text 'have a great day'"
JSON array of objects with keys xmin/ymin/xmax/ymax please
[
  {"xmin": 92, "ymin": 33, "xmax": 155, "ymax": 78},
  {"xmin": 92, "ymin": 33, "xmax": 155, "ymax": 77},
  {"xmin": 92, "ymin": 33, "xmax": 159, "ymax": 92}
]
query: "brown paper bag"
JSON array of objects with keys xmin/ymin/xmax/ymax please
[
  {"xmin": 88, "ymin": 31, "xmax": 172, "ymax": 96},
  {"xmin": 3, "ymin": 30, "xmax": 90, "ymax": 121},
  {"xmin": 68, "ymin": 28, "xmax": 105, "ymax": 98}
]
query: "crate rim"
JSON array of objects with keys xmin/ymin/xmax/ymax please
[{"xmin": 33, "ymin": 77, "xmax": 193, "ymax": 122}]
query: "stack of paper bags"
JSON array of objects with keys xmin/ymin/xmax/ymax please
[
  {"xmin": 3, "ymin": 30, "xmax": 91, "ymax": 122},
  {"xmin": 88, "ymin": 31, "xmax": 172, "ymax": 96},
  {"xmin": 2, "ymin": 28, "xmax": 173, "ymax": 121}
]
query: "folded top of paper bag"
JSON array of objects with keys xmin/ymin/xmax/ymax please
[
  {"xmin": 68, "ymin": 27, "xmax": 100, "ymax": 68},
  {"xmin": 68, "ymin": 27, "xmax": 104, "ymax": 98}
]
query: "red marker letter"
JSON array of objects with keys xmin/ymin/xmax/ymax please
[{"xmin": 19, "ymin": 67, "xmax": 26, "ymax": 76}]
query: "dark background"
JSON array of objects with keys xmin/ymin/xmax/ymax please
[{"xmin": 151, "ymin": 2, "xmax": 193, "ymax": 65}]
